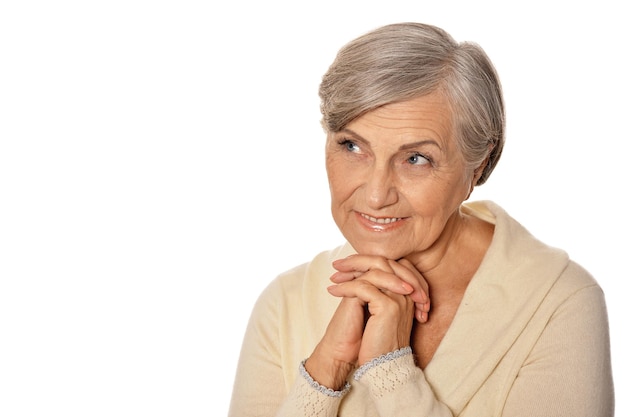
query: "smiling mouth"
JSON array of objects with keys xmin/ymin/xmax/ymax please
[{"xmin": 360, "ymin": 213, "xmax": 403, "ymax": 224}]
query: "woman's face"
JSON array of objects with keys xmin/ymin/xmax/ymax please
[{"xmin": 325, "ymin": 92, "xmax": 476, "ymax": 261}]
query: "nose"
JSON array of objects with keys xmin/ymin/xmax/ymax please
[{"xmin": 365, "ymin": 165, "xmax": 398, "ymax": 209}]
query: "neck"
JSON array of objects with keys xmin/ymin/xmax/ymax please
[{"xmin": 406, "ymin": 208, "xmax": 493, "ymax": 294}]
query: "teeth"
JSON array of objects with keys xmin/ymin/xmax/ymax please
[{"xmin": 361, "ymin": 213, "xmax": 401, "ymax": 224}]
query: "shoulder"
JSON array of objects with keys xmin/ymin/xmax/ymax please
[
  {"xmin": 254, "ymin": 242, "xmax": 356, "ymax": 313},
  {"xmin": 268, "ymin": 242, "xmax": 354, "ymax": 291},
  {"xmin": 246, "ymin": 243, "xmax": 356, "ymax": 356},
  {"xmin": 467, "ymin": 200, "xmax": 605, "ymax": 304},
  {"xmin": 552, "ymin": 259, "xmax": 605, "ymax": 306}
]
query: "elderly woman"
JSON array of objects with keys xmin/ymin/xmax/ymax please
[{"xmin": 228, "ymin": 22, "xmax": 614, "ymax": 416}]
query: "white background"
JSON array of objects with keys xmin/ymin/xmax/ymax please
[{"xmin": 1, "ymin": 1, "xmax": 623, "ymax": 416}]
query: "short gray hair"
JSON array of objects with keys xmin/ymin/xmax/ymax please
[{"xmin": 319, "ymin": 22, "xmax": 505, "ymax": 185}]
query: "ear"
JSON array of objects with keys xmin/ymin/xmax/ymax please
[
  {"xmin": 473, "ymin": 155, "xmax": 490, "ymax": 185},
  {"xmin": 465, "ymin": 155, "xmax": 490, "ymax": 200}
]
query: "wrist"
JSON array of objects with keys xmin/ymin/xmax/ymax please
[{"xmin": 304, "ymin": 349, "xmax": 354, "ymax": 391}]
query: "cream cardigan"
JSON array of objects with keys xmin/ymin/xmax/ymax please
[{"xmin": 229, "ymin": 201, "xmax": 614, "ymax": 416}]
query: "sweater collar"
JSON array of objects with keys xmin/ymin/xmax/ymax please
[{"xmin": 424, "ymin": 201, "xmax": 569, "ymax": 413}]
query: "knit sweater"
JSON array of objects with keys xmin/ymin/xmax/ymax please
[{"xmin": 228, "ymin": 201, "xmax": 614, "ymax": 416}]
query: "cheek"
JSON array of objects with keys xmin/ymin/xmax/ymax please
[
  {"xmin": 327, "ymin": 165, "xmax": 367, "ymax": 228},
  {"xmin": 326, "ymin": 156, "xmax": 351, "ymax": 200},
  {"xmin": 401, "ymin": 176, "xmax": 466, "ymax": 215},
  {"xmin": 327, "ymin": 174, "xmax": 349, "ymax": 210}
]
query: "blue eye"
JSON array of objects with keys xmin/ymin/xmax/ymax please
[
  {"xmin": 339, "ymin": 139, "xmax": 360, "ymax": 153},
  {"xmin": 408, "ymin": 153, "xmax": 429, "ymax": 165}
]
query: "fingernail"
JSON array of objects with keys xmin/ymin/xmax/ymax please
[{"xmin": 401, "ymin": 282, "xmax": 414, "ymax": 293}]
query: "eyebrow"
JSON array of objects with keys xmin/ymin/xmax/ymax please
[{"xmin": 340, "ymin": 128, "xmax": 442, "ymax": 151}]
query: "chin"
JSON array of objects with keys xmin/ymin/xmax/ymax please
[{"xmin": 349, "ymin": 240, "xmax": 409, "ymax": 261}]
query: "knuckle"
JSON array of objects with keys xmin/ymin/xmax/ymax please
[{"xmin": 369, "ymin": 256, "xmax": 394, "ymax": 272}]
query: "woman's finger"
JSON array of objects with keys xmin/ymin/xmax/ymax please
[
  {"xmin": 332, "ymin": 254, "xmax": 394, "ymax": 275},
  {"xmin": 329, "ymin": 270, "xmax": 364, "ymax": 283},
  {"xmin": 328, "ymin": 278, "xmax": 415, "ymax": 365},
  {"xmin": 330, "ymin": 267, "xmax": 414, "ymax": 296},
  {"xmin": 389, "ymin": 260, "xmax": 430, "ymax": 323},
  {"xmin": 332, "ymin": 255, "xmax": 414, "ymax": 293},
  {"xmin": 334, "ymin": 256, "xmax": 428, "ymax": 301},
  {"xmin": 327, "ymin": 278, "xmax": 412, "ymax": 315},
  {"xmin": 332, "ymin": 255, "xmax": 431, "ymax": 322},
  {"xmin": 391, "ymin": 259, "xmax": 430, "ymax": 302}
]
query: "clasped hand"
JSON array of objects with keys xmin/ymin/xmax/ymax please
[{"xmin": 305, "ymin": 255, "xmax": 430, "ymax": 390}]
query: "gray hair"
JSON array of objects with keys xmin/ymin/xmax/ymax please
[{"xmin": 319, "ymin": 22, "xmax": 505, "ymax": 185}]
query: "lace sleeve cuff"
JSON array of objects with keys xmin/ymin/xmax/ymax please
[
  {"xmin": 353, "ymin": 346, "xmax": 413, "ymax": 381},
  {"xmin": 299, "ymin": 360, "xmax": 351, "ymax": 398}
]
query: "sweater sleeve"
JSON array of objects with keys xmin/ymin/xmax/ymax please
[
  {"xmin": 228, "ymin": 273, "xmax": 345, "ymax": 417},
  {"xmin": 228, "ymin": 282, "xmax": 288, "ymax": 417},
  {"xmin": 275, "ymin": 362, "xmax": 345, "ymax": 417},
  {"xmin": 277, "ymin": 348, "xmax": 454, "ymax": 417},
  {"xmin": 502, "ymin": 284, "xmax": 614, "ymax": 417},
  {"xmin": 353, "ymin": 350, "xmax": 453, "ymax": 417}
]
